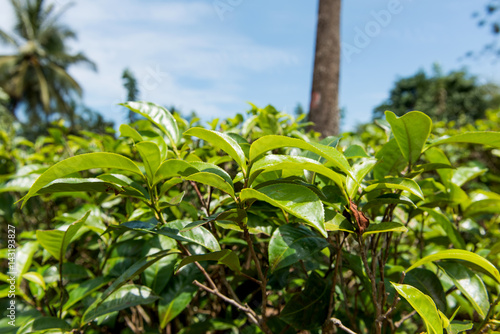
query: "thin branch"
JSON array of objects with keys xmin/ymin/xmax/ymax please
[
  {"xmin": 330, "ymin": 317, "xmax": 358, "ymax": 334},
  {"xmin": 242, "ymin": 224, "xmax": 272, "ymax": 334},
  {"xmin": 394, "ymin": 310, "xmax": 417, "ymax": 328},
  {"xmin": 193, "ymin": 280, "xmax": 259, "ymax": 325}
]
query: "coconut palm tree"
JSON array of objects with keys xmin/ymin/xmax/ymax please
[{"xmin": 0, "ymin": 0, "xmax": 95, "ymax": 126}]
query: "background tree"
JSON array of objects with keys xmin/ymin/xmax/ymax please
[
  {"xmin": 469, "ymin": 0, "xmax": 500, "ymax": 58},
  {"xmin": 308, "ymin": 0, "xmax": 341, "ymax": 137},
  {"xmin": 0, "ymin": 0, "xmax": 95, "ymax": 126},
  {"xmin": 373, "ymin": 65, "xmax": 500, "ymax": 123},
  {"xmin": 121, "ymin": 68, "xmax": 139, "ymax": 123}
]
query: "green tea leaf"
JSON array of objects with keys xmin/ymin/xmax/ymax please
[
  {"xmin": 185, "ymin": 172, "xmax": 235, "ymax": 199},
  {"xmin": 451, "ymin": 166, "xmax": 487, "ymax": 187},
  {"xmin": 280, "ymin": 272, "xmax": 330, "ymax": 330},
  {"xmin": 119, "ymin": 124, "xmax": 143, "ymax": 142},
  {"xmin": 184, "ymin": 127, "xmax": 247, "ymax": 173},
  {"xmin": 373, "ymin": 138, "xmax": 406, "ymax": 180},
  {"xmin": 406, "ymin": 249, "xmax": 500, "ymax": 284},
  {"xmin": 121, "ymin": 101, "xmax": 180, "ymax": 147},
  {"xmin": 391, "ymin": 283, "xmax": 443, "ymax": 334},
  {"xmin": 325, "ymin": 212, "xmax": 355, "ymax": 233},
  {"xmin": 362, "ymin": 194, "xmax": 416, "ymax": 212},
  {"xmin": 36, "ymin": 211, "xmax": 90, "ymax": 261},
  {"xmin": 157, "ymin": 220, "xmax": 221, "ymax": 252},
  {"xmin": 35, "ymin": 178, "xmax": 121, "ymax": 195},
  {"xmin": 154, "ymin": 159, "xmax": 198, "ymax": 184},
  {"xmin": 268, "ymin": 225, "xmax": 329, "ymax": 272},
  {"xmin": 404, "ymin": 268, "xmax": 447, "ymax": 312},
  {"xmin": 22, "ymin": 153, "xmax": 143, "ymax": 207},
  {"xmin": 464, "ymin": 199, "xmax": 500, "ymax": 217},
  {"xmin": 82, "ymin": 285, "xmax": 159, "ymax": 325},
  {"xmin": 249, "ymin": 135, "xmax": 352, "ymax": 179},
  {"xmin": 364, "ymin": 177, "xmax": 424, "ymax": 200},
  {"xmin": 159, "ymin": 264, "xmax": 202, "ymax": 328},
  {"xmin": 343, "ymin": 144, "xmax": 370, "ymax": 159},
  {"xmin": 347, "ymin": 158, "xmax": 378, "ymax": 198},
  {"xmin": 63, "ymin": 277, "xmax": 111, "ymax": 311},
  {"xmin": 241, "ymin": 184, "xmax": 326, "ymax": 237},
  {"xmin": 176, "ymin": 250, "xmax": 241, "ymax": 273},
  {"xmin": 363, "ymin": 222, "xmax": 407, "ymax": 236},
  {"xmin": 386, "ymin": 111, "xmax": 432, "ymax": 166},
  {"xmin": 250, "ymin": 155, "xmax": 346, "ymax": 194},
  {"xmin": 136, "ymin": 141, "xmax": 162, "ymax": 183},
  {"xmin": 428, "ymin": 131, "xmax": 500, "ymax": 149},
  {"xmin": 17, "ymin": 317, "xmax": 72, "ymax": 334},
  {"xmin": 439, "ymin": 262, "xmax": 489, "ymax": 319},
  {"xmin": 421, "ymin": 208, "xmax": 465, "ymax": 249}
]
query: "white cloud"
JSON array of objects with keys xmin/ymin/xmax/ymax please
[{"xmin": 57, "ymin": 1, "xmax": 298, "ymax": 123}]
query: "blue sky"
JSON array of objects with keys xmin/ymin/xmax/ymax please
[{"xmin": 0, "ymin": 0, "xmax": 499, "ymax": 132}]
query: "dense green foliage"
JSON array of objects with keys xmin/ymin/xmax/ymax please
[
  {"xmin": 373, "ymin": 66, "xmax": 500, "ymax": 124},
  {"xmin": 1, "ymin": 103, "xmax": 500, "ymax": 334}
]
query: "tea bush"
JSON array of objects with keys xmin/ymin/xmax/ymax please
[{"xmin": 1, "ymin": 102, "xmax": 500, "ymax": 334}]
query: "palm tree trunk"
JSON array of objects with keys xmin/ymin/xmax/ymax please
[{"xmin": 309, "ymin": 0, "xmax": 342, "ymax": 137}]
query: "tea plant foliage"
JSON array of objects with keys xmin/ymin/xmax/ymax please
[{"xmin": 1, "ymin": 102, "xmax": 500, "ymax": 333}]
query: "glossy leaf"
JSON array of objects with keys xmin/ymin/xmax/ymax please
[
  {"xmin": 136, "ymin": 141, "xmax": 162, "ymax": 183},
  {"xmin": 97, "ymin": 173, "xmax": 149, "ymax": 199},
  {"xmin": 100, "ymin": 249, "xmax": 180, "ymax": 303},
  {"xmin": 362, "ymin": 194, "xmax": 416, "ymax": 212},
  {"xmin": 189, "ymin": 161, "xmax": 234, "ymax": 187},
  {"xmin": 17, "ymin": 317, "xmax": 72, "ymax": 334},
  {"xmin": 373, "ymin": 138, "xmax": 406, "ymax": 180},
  {"xmin": 325, "ymin": 212, "xmax": 355, "ymax": 233},
  {"xmin": 364, "ymin": 177, "xmax": 424, "ymax": 200},
  {"xmin": 428, "ymin": 131, "xmax": 500, "ymax": 149},
  {"xmin": 157, "ymin": 220, "xmax": 221, "ymax": 251},
  {"xmin": 280, "ymin": 272, "xmax": 330, "ymax": 330},
  {"xmin": 22, "ymin": 153, "xmax": 143, "ymax": 207},
  {"xmin": 363, "ymin": 222, "xmax": 407, "ymax": 236},
  {"xmin": 464, "ymin": 199, "xmax": 500, "ymax": 217},
  {"xmin": 421, "ymin": 208, "xmax": 465, "ymax": 249},
  {"xmin": 82, "ymin": 285, "xmax": 159, "ymax": 325},
  {"xmin": 439, "ymin": 262, "xmax": 489, "ymax": 319},
  {"xmin": 22, "ymin": 272, "xmax": 46, "ymax": 290},
  {"xmin": 406, "ymin": 249, "xmax": 500, "ymax": 284},
  {"xmin": 240, "ymin": 184, "xmax": 326, "ymax": 237},
  {"xmin": 154, "ymin": 159, "xmax": 198, "ymax": 184},
  {"xmin": 119, "ymin": 124, "xmax": 143, "ymax": 142},
  {"xmin": 121, "ymin": 101, "xmax": 180, "ymax": 147},
  {"xmin": 184, "ymin": 127, "xmax": 247, "ymax": 172},
  {"xmin": 250, "ymin": 155, "xmax": 346, "ymax": 193},
  {"xmin": 386, "ymin": 111, "xmax": 432, "ymax": 166},
  {"xmin": 36, "ymin": 178, "xmax": 121, "ymax": 195},
  {"xmin": 159, "ymin": 264, "xmax": 202, "ymax": 328},
  {"xmin": 176, "ymin": 250, "xmax": 241, "ymax": 273},
  {"xmin": 343, "ymin": 144, "xmax": 370, "ymax": 159},
  {"xmin": 451, "ymin": 166, "xmax": 487, "ymax": 187},
  {"xmin": 424, "ymin": 147, "xmax": 453, "ymax": 187},
  {"xmin": 249, "ymin": 135, "xmax": 352, "ymax": 178},
  {"xmin": 346, "ymin": 158, "xmax": 378, "ymax": 198},
  {"xmin": 404, "ymin": 268, "xmax": 447, "ymax": 312},
  {"xmin": 185, "ymin": 172, "xmax": 235, "ymax": 199},
  {"xmin": 63, "ymin": 277, "xmax": 111, "ymax": 311},
  {"xmin": 268, "ymin": 224, "xmax": 329, "ymax": 272},
  {"xmin": 36, "ymin": 211, "xmax": 90, "ymax": 261},
  {"xmin": 391, "ymin": 283, "xmax": 443, "ymax": 334}
]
